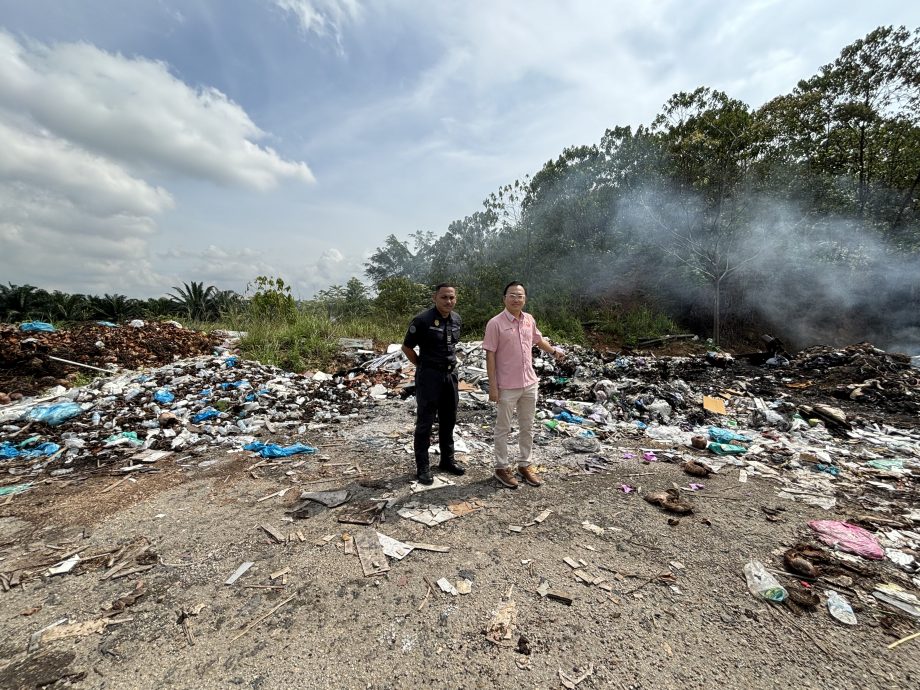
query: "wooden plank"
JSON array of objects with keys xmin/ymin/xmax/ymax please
[
  {"xmin": 354, "ymin": 527, "xmax": 389, "ymax": 577},
  {"xmin": 260, "ymin": 524, "xmax": 285, "ymax": 543},
  {"xmin": 563, "ymin": 557, "xmax": 580, "ymax": 569},
  {"xmin": 546, "ymin": 589, "xmax": 574, "ymax": 605},
  {"xmin": 270, "ymin": 567, "xmax": 290, "ymax": 580}
]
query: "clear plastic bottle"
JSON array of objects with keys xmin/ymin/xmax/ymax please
[
  {"xmin": 743, "ymin": 560, "xmax": 788, "ymax": 602},
  {"xmin": 825, "ymin": 590, "xmax": 857, "ymax": 625}
]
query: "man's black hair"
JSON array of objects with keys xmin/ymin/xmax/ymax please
[
  {"xmin": 433, "ymin": 282, "xmax": 455, "ymax": 293},
  {"xmin": 503, "ymin": 281, "xmax": 526, "ymax": 296}
]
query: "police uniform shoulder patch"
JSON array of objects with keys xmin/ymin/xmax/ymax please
[{"xmin": 434, "ymin": 319, "xmax": 439, "ymax": 326}]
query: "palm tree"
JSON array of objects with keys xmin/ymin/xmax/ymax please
[
  {"xmin": 0, "ymin": 283, "xmax": 47, "ymax": 322},
  {"xmin": 168, "ymin": 281, "xmax": 218, "ymax": 321},
  {"xmin": 90, "ymin": 294, "xmax": 139, "ymax": 322},
  {"xmin": 48, "ymin": 291, "xmax": 89, "ymax": 322}
]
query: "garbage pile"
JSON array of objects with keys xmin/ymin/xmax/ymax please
[
  {"xmin": 0, "ymin": 321, "xmax": 220, "ymax": 400},
  {"xmin": 0, "ymin": 352, "xmax": 405, "ymax": 483}
]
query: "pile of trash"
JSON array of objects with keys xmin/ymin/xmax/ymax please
[
  {"xmin": 0, "ymin": 352, "xmax": 405, "ymax": 483},
  {"xmin": 0, "ymin": 321, "xmax": 221, "ymax": 399}
]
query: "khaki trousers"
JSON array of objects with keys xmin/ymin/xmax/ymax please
[{"xmin": 494, "ymin": 382, "xmax": 538, "ymax": 469}]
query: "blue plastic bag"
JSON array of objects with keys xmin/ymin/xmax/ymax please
[
  {"xmin": 708, "ymin": 442, "xmax": 747, "ymax": 455},
  {"xmin": 23, "ymin": 442, "xmax": 62, "ymax": 458},
  {"xmin": 243, "ymin": 442, "xmax": 317, "ymax": 458},
  {"xmin": 153, "ymin": 389, "xmax": 175, "ymax": 404},
  {"xmin": 25, "ymin": 402, "xmax": 84, "ymax": 426},
  {"xmin": 20, "ymin": 321, "xmax": 55, "ymax": 332},
  {"xmin": 225, "ymin": 356, "xmax": 239, "ymax": 368},
  {"xmin": 554, "ymin": 410, "xmax": 584, "ymax": 424},
  {"xmin": 192, "ymin": 408, "xmax": 220, "ymax": 423},
  {"xmin": 220, "ymin": 380, "xmax": 251, "ymax": 390},
  {"xmin": 708, "ymin": 427, "xmax": 752, "ymax": 444},
  {"xmin": 1, "ymin": 442, "xmax": 61, "ymax": 459}
]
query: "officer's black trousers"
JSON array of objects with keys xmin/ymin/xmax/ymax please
[{"xmin": 413, "ymin": 367, "xmax": 458, "ymax": 470}]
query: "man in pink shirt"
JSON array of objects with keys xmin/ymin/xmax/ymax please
[{"xmin": 482, "ymin": 281, "xmax": 564, "ymax": 488}]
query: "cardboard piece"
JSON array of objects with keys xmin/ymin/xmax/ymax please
[
  {"xmin": 703, "ymin": 396, "xmax": 727, "ymax": 414},
  {"xmin": 355, "ymin": 528, "xmax": 390, "ymax": 577}
]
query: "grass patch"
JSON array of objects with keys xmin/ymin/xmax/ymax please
[
  {"xmin": 596, "ymin": 305, "xmax": 679, "ymax": 345},
  {"xmin": 236, "ymin": 309, "xmax": 406, "ymax": 371}
]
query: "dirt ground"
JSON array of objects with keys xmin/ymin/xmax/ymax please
[{"xmin": 1, "ymin": 394, "xmax": 918, "ymax": 690}]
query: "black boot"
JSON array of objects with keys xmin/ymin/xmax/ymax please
[
  {"xmin": 416, "ymin": 463, "xmax": 434, "ymax": 485},
  {"xmin": 438, "ymin": 458, "xmax": 466, "ymax": 476}
]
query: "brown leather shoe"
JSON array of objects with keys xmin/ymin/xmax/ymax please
[
  {"xmin": 518, "ymin": 465, "xmax": 543, "ymax": 487},
  {"xmin": 494, "ymin": 467, "xmax": 519, "ymax": 489}
]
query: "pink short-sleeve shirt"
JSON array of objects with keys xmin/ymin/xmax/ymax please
[{"xmin": 482, "ymin": 309, "xmax": 542, "ymax": 389}]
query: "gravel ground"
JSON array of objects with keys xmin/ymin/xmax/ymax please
[{"xmin": 0, "ymin": 400, "xmax": 917, "ymax": 690}]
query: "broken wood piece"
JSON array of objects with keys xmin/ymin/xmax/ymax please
[
  {"xmin": 546, "ymin": 589, "xmax": 574, "ymax": 605},
  {"xmin": 230, "ymin": 594, "xmax": 297, "ymax": 643},
  {"xmin": 270, "ymin": 567, "xmax": 290, "ymax": 581},
  {"xmin": 354, "ymin": 527, "xmax": 389, "ymax": 577},
  {"xmin": 508, "ymin": 525, "xmax": 524, "ymax": 533},
  {"xmin": 563, "ymin": 557, "xmax": 580, "ymax": 569},
  {"xmin": 260, "ymin": 523, "xmax": 285, "ymax": 543},
  {"xmin": 534, "ymin": 509, "xmax": 552, "ymax": 523},
  {"xmin": 100, "ymin": 476, "xmax": 131, "ymax": 494},
  {"xmin": 225, "ymin": 562, "xmax": 254, "ymax": 585},
  {"xmin": 887, "ymin": 630, "xmax": 920, "ymax": 650},
  {"xmin": 405, "ymin": 542, "xmax": 450, "ymax": 553},
  {"xmin": 256, "ymin": 488, "xmax": 289, "ymax": 503},
  {"xmin": 110, "ymin": 564, "xmax": 154, "ymax": 580}
]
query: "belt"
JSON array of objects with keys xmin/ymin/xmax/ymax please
[{"xmin": 419, "ymin": 361, "xmax": 456, "ymax": 372}]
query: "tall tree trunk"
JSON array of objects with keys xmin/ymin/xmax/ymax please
[{"xmin": 713, "ymin": 277, "xmax": 721, "ymax": 347}]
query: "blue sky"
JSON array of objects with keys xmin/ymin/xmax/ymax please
[{"xmin": 0, "ymin": 0, "xmax": 917, "ymax": 299}]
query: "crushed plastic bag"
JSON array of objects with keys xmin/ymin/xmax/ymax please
[
  {"xmin": 192, "ymin": 407, "xmax": 220, "ymax": 423},
  {"xmin": 105, "ymin": 431, "xmax": 143, "ymax": 447},
  {"xmin": 809, "ymin": 520, "xmax": 884, "ymax": 560},
  {"xmin": 707, "ymin": 442, "xmax": 747, "ymax": 455},
  {"xmin": 153, "ymin": 389, "xmax": 175, "ymax": 404},
  {"xmin": 243, "ymin": 441, "xmax": 317, "ymax": 458},
  {"xmin": 708, "ymin": 427, "xmax": 752, "ymax": 444},
  {"xmin": 25, "ymin": 402, "xmax": 84, "ymax": 426},
  {"xmin": 20, "ymin": 320, "xmax": 55, "ymax": 332},
  {"xmin": 554, "ymin": 411, "xmax": 584, "ymax": 424},
  {"xmin": 1, "ymin": 441, "xmax": 61, "ymax": 459}
]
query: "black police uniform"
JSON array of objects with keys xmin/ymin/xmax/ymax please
[{"xmin": 403, "ymin": 306, "xmax": 461, "ymax": 475}]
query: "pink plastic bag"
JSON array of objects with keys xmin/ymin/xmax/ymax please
[{"xmin": 808, "ymin": 520, "xmax": 884, "ymax": 560}]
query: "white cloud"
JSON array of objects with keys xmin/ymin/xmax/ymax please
[
  {"xmin": 272, "ymin": 0, "xmax": 361, "ymax": 44},
  {"xmin": 0, "ymin": 28, "xmax": 314, "ymax": 296},
  {"xmin": 0, "ymin": 30, "xmax": 314, "ymax": 190}
]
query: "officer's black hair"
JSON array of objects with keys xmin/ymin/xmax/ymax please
[
  {"xmin": 503, "ymin": 281, "xmax": 526, "ymax": 296},
  {"xmin": 433, "ymin": 283, "xmax": 455, "ymax": 293}
]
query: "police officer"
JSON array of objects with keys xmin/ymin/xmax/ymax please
[{"xmin": 401, "ymin": 283, "xmax": 466, "ymax": 485}]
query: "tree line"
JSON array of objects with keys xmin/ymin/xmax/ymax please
[
  {"xmin": 362, "ymin": 26, "xmax": 920, "ymax": 348},
  {"xmin": 0, "ymin": 282, "xmax": 242, "ymax": 324}
]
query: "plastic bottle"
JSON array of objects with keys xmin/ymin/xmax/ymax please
[
  {"xmin": 825, "ymin": 590, "xmax": 857, "ymax": 625},
  {"xmin": 743, "ymin": 560, "xmax": 788, "ymax": 602}
]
